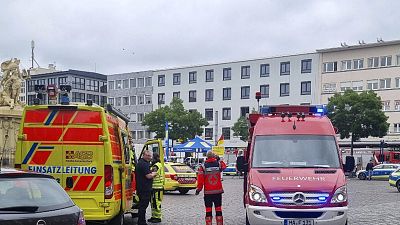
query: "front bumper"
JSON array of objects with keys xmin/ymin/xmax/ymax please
[{"xmin": 246, "ymin": 205, "xmax": 348, "ymax": 225}]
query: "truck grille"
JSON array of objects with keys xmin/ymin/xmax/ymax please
[
  {"xmin": 274, "ymin": 211, "xmax": 323, "ymax": 218},
  {"xmin": 269, "ymin": 192, "xmax": 329, "ymax": 206}
]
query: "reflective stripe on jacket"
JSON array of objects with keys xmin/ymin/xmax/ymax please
[
  {"xmin": 197, "ymin": 158, "xmax": 226, "ymax": 195},
  {"xmin": 152, "ymin": 162, "xmax": 165, "ymax": 189}
]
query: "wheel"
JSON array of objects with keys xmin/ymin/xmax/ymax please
[
  {"xmin": 178, "ymin": 189, "xmax": 189, "ymax": 195},
  {"xmin": 108, "ymin": 212, "xmax": 124, "ymax": 225},
  {"xmin": 246, "ymin": 212, "xmax": 251, "ymax": 225},
  {"xmin": 396, "ymin": 181, "xmax": 400, "ymax": 192},
  {"xmin": 358, "ymin": 173, "xmax": 366, "ymax": 180}
]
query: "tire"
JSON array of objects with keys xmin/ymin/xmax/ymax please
[
  {"xmin": 109, "ymin": 212, "xmax": 124, "ymax": 225},
  {"xmin": 396, "ymin": 181, "xmax": 400, "ymax": 193},
  {"xmin": 358, "ymin": 173, "xmax": 366, "ymax": 180},
  {"xmin": 178, "ymin": 189, "xmax": 189, "ymax": 195},
  {"xmin": 246, "ymin": 212, "xmax": 251, "ymax": 225}
]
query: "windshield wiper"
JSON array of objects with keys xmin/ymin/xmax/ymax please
[
  {"xmin": 290, "ymin": 166, "xmax": 332, "ymax": 168},
  {"xmin": 0, "ymin": 206, "xmax": 39, "ymax": 212}
]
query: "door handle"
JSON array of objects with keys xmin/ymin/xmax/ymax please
[{"xmin": 66, "ymin": 177, "xmax": 74, "ymax": 188}]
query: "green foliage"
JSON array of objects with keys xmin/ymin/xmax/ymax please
[
  {"xmin": 232, "ymin": 116, "xmax": 249, "ymax": 142},
  {"xmin": 327, "ymin": 90, "xmax": 389, "ymax": 141},
  {"xmin": 142, "ymin": 98, "xmax": 209, "ymax": 141}
]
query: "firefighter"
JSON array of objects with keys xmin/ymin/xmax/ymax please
[
  {"xmin": 148, "ymin": 152, "xmax": 165, "ymax": 223},
  {"xmin": 196, "ymin": 150, "xmax": 227, "ymax": 225}
]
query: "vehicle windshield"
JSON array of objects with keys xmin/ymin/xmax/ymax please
[
  {"xmin": 172, "ymin": 164, "xmax": 195, "ymax": 173},
  {"xmin": 252, "ymin": 135, "xmax": 340, "ymax": 168},
  {"xmin": 0, "ymin": 177, "xmax": 74, "ymax": 213}
]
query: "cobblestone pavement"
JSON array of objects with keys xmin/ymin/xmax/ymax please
[{"xmin": 122, "ymin": 177, "xmax": 400, "ymax": 225}]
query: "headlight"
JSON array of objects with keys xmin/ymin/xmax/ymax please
[
  {"xmin": 331, "ymin": 185, "xmax": 347, "ymax": 204},
  {"xmin": 249, "ymin": 185, "xmax": 267, "ymax": 203}
]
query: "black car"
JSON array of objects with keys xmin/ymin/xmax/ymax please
[{"xmin": 0, "ymin": 168, "xmax": 86, "ymax": 225}]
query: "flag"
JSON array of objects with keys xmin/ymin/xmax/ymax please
[{"xmin": 217, "ymin": 134, "xmax": 224, "ymax": 146}]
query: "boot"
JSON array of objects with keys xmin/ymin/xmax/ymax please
[
  {"xmin": 205, "ymin": 216, "xmax": 212, "ymax": 225},
  {"xmin": 216, "ymin": 216, "xmax": 223, "ymax": 225}
]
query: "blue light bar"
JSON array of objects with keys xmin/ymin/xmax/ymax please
[{"xmin": 318, "ymin": 196, "xmax": 327, "ymax": 201}]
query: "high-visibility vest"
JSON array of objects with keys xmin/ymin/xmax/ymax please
[{"xmin": 152, "ymin": 162, "xmax": 165, "ymax": 189}]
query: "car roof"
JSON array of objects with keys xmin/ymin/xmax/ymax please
[{"xmin": 0, "ymin": 168, "xmax": 53, "ymax": 179}]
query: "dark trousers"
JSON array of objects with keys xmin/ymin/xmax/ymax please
[
  {"xmin": 138, "ymin": 191, "xmax": 151, "ymax": 225},
  {"xmin": 204, "ymin": 194, "xmax": 222, "ymax": 217}
]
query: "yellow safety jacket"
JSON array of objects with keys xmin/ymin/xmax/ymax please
[{"xmin": 152, "ymin": 162, "xmax": 165, "ymax": 190}]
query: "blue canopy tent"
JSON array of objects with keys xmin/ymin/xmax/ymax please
[{"xmin": 173, "ymin": 136, "xmax": 213, "ymax": 164}]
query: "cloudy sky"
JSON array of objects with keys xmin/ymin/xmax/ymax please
[{"xmin": 1, "ymin": 0, "xmax": 399, "ymax": 75}]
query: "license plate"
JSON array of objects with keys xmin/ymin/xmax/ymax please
[{"xmin": 284, "ymin": 219, "xmax": 314, "ymax": 225}]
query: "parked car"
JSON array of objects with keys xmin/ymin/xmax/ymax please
[
  {"xmin": 356, "ymin": 164, "xmax": 400, "ymax": 180},
  {"xmin": 223, "ymin": 163, "xmax": 237, "ymax": 176},
  {"xmin": 164, "ymin": 163, "xmax": 197, "ymax": 194},
  {"xmin": 389, "ymin": 168, "xmax": 400, "ymax": 192},
  {"xmin": 0, "ymin": 168, "xmax": 85, "ymax": 225}
]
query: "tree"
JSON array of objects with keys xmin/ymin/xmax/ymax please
[
  {"xmin": 327, "ymin": 90, "xmax": 389, "ymax": 154},
  {"xmin": 232, "ymin": 116, "xmax": 249, "ymax": 142},
  {"xmin": 142, "ymin": 98, "xmax": 209, "ymax": 141}
]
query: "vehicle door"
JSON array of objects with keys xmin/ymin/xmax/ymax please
[
  {"xmin": 120, "ymin": 130, "xmax": 133, "ymax": 211},
  {"xmin": 372, "ymin": 164, "xmax": 384, "ymax": 178},
  {"xmin": 139, "ymin": 139, "xmax": 165, "ymax": 169}
]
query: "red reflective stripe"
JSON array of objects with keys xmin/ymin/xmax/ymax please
[
  {"xmin": 63, "ymin": 128, "xmax": 103, "ymax": 142},
  {"xmin": 30, "ymin": 151, "xmax": 52, "ymax": 165},
  {"xmin": 24, "ymin": 127, "xmax": 63, "ymax": 141},
  {"xmin": 24, "ymin": 110, "xmax": 50, "ymax": 123},
  {"xmin": 73, "ymin": 176, "xmax": 94, "ymax": 191},
  {"xmin": 215, "ymin": 206, "xmax": 222, "ymax": 211},
  {"xmin": 206, "ymin": 207, "xmax": 212, "ymax": 212},
  {"xmin": 114, "ymin": 184, "xmax": 122, "ymax": 191},
  {"xmin": 72, "ymin": 111, "xmax": 102, "ymax": 124},
  {"xmin": 44, "ymin": 142, "xmax": 103, "ymax": 145},
  {"xmin": 89, "ymin": 176, "xmax": 103, "ymax": 191},
  {"xmin": 65, "ymin": 176, "xmax": 78, "ymax": 191},
  {"xmin": 52, "ymin": 111, "xmax": 75, "ymax": 125}
]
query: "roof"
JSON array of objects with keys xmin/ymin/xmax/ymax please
[
  {"xmin": 0, "ymin": 168, "xmax": 53, "ymax": 178},
  {"xmin": 29, "ymin": 69, "xmax": 107, "ymax": 80},
  {"xmin": 316, "ymin": 39, "xmax": 400, "ymax": 53}
]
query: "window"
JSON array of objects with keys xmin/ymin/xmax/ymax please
[
  {"xmin": 368, "ymin": 57, "xmax": 379, "ymax": 68},
  {"xmin": 28, "ymin": 94, "xmax": 35, "ymax": 105},
  {"xmin": 280, "ymin": 83, "xmax": 290, "ymax": 97},
  {"xmin": 145, "ymin": 95, "xmax": 152, "ymax": 104},
  {"xmin": 395, "ymin": 100, "xmax": 400, "ymax": 111},
  {"xmin": 137, "ymin": 78, "xmax": 144, "ymax": 87},
  {"xmin": 146, "ymin": 131, "xmax": 152, "ymax": 139},
  {"xmin": 145, "ymin": 77, "xmax": 152, "ymax": 87},
  {"xmin": 381, "ymin": 56, "xmax": 392, "ymax": 67},
  {"xmin": 86, "ymin": 79, "xmax": 99, "ymax": 92},
  {"xmin": 223, "ymin": 88, "xmax": 231, "ymax": 100},
  {"xmin": 101, "ymin": 96, "xmax": 107, "ymax": 106},
  {"xmin": 205, "ymin": 89, "xmax": 213, "ymax": 101},
  {"xmin": 394, "ymin": 123, "xmax": 400, "ymax": 133},
  {"xmin": 173, "ymin": 73, "xmax": 181, "ymax": 85},
  {"xmin": 367, "ymin": 80, "xmax": 379, "ymax": 90},
  {"xmin": 301, "ymin": 81, "xmax": 311, "ymax": 95},
  {"xmin": 241, "ymin": 66, "xmax": 250, "ymax": 79},
  {"xmin": 173, "ymin": 92, "xmax": 180, "ymax": 99},
  {"xmin": 59, "ymin": 77, "xmax": 67, "ymax": 85},
  {"xmin": 27, "ymin": 80, "xmax": 35, "ymax": 92},
  {"xmin": 158, "ymin": 93, "xmax": 165, "ymax": 105},
  {"xmin": 301, "ymin": 59, "xmax": 312, "ymax": 73},
  {"xmin": 137, "ymin": 131, "xmax": 144, "ymax": 139},
  {"xmin": 130, "ymin": 78, "xmax": 136, "ymax": 88},
  {"xmin": 396, "ymin": 78, "xmax": 400, "ymax": 88},
  {"xmin": 280, "ymin": 62, "xmax": 290, "ymax": 75},
  {"xmin": 380, "ymin": 78, "xmax": 391, "ymax": 89},
  {"xmin": 115, "ymin": 97, "xmax": 121, "ymax": 106},
  {"xmin": 340, "ymin": 82, "xmax": 351, "ymax": 92},
  {"xmin": 158, "ymin": 75, "xmax": 165, "ymax": 87},
  {"xmin": 352, "ymin": 81, "xmax": 363, "ymax": 91},
  {"xmin": 115, "ymin": 80, "xmax": 122, "ymax": 89},
  {"xmin": 189, "ymin": 71, "xmax": 197, "ymax": 84},
  {"xmin": 20, "ymin": 96, "xmax": 25, "ymax": 102},
  {"xmin": 48, "ymin": 78, "xmax": 56, "ymax": 85},
  {"xmin": 223, "ymin": 68, "xmax": 231, "ymax": 81},
  {"xmin": 341, "ymin": 60, "xmax": 352, "ymax": 70},
  {"xmin": 130, "ymin": 113, "xmax": 137, "ymax": 122},
  {"xmin": 72, "ymin": 92, "xmax": 85, "ymax": 103},
  {"xmin": 382, "ymin": 101, "xmax": 390, "ymax": 111},
  {"xmin": 206, "ymin": 70, "xmax": 214, "ymax": 82},
  {"xmin": 397, "ymin": 55, "xmax": 400, "ymax": 66},
  {"xmin": 137, "ymin": 113, "xmax": 144, "ymax": 122},
  {"xmin": 353, "ymin": 59, "xmax": 364, "ymax": 69},
  {"xmin": 222, "ymin": 108, "xmax": 231, "ymax": 120},
  {"xmin": 108, "ymin": 97, "xmax": 114, "ymax": 106},
  {"xmin": 73, "ymin": 77, "xmax": 85, "ymax": 90},
  {"xmin": 138, "ymin": 95, "xmax": 144, "ymax": 105},
  {"xmin": 130, "ymin": 96, "xmax": 136, "ymax": 105},
  {"xmin": 205, "ymin": 128, "xmax": 213, "ymax": 140},
  {"xmin": 123, "ymin": 79, "xmax": 129, "ymax": 89},
  {"xmin": 100, "ymin": 82, "xmax": 107, "ymax": 93},
  {"xmin": 260, "ymin": 85, "xmax": 269, "ymax": 98},
  {"xmin": 123, "ymin": 97, "xmax": 129, "ymax": 106},
  {"xmin": 87, "ymin": 94, "xmax": 99, "ymax": 105},
  {"xmin": 222, "ymin": 127, "xmax": 231, "ymax": 140},
  {"xmin": 189, "ymin": 90, "xmax": 197, "ymax": 102},
  {"xmin": 323, "ymin": 62, "xmax": 337, "ymax": 72},
  {"xmin": 260, "ymin": 64, "xmax": 270, "ymax": 77},
  {"xmin": 241, "ymin": 86, "xmax": 250, "ymax": 99},
  {"xmin": 240, "ymin": 107, "xmax": 249, "ymax": 117},
  {"xmin": 205, "ymin": 109, "xmax": 213, "ymax": 121}
]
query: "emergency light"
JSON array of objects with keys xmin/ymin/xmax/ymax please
[{"xmin": 260, "ymin": 105, "xmax": 328, "ymax": 116}]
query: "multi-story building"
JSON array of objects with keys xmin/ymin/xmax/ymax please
[
  {"xmin": 153, "ymin": 53, "xmax": 320, "ymax": 148},
  {"xmin": 318, "ymin": 40, "xmax": 400, "ymax": 139},
  {"xmin": 25, "ymin": 69, "xmax": 107, "ymax": 106},
  {"xmin": 107, "ymin": 71, "xmax": 154, "ymax": 144}
]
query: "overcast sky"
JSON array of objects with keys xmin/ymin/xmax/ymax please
[{"xmin": 1, "ymin": 0, "xmax": 399, "ymax": 75}]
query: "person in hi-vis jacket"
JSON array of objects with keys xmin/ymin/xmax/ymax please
[{"xmin": 148, "ymin": 152, "xmax": 165, "ymax": 223}]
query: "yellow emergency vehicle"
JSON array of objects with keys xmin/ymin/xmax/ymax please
[{"xmin": 15, "ymin": 102, "xmax": 163, "ymax": 225}]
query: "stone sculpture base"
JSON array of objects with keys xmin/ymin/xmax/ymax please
[{"xmin": 0, "ymin": 106, "xmax": 22, "ymax": 168}]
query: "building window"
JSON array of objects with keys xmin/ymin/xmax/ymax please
[
  {"xmin": 130, "ymin": 78, "xmax": 136, "ymax": 88},
  {"xmin": 352, "ymin": 81, "xmax": 363, "ymax": 91},
  {"xmin": 340, "ymin": 82, "xmax": 351, "ymax": 92},
  {"xmin": 380, "ymin": 78, "xmax": 391, "ymax": 89},
  {"xmin": 20, "ymin": 96, "xmax": 25, "ymax": 102},
  {"xmin": 396, "ymin": 78, "xmax": 400, "ymax": 88},
  {"xmin": 108, "ymin": 97, "xmax": 114, "ymax": 106},
  {"xmin": 87, "ymin": 94, "xmax": 99, "ymax": 105},
  {"xmin": 189, "ymin": 90, "xmax": 197, "ymax": 102},
  {"xmin": 280, "ymin": 83, "xmax": 290, "ymax": 97},
  {"xmin": 130, "ymin": 96, "xmax": 136, "ymax": 105},
  {"xmin": 101, "ymin": 96, "xmax": 107, "ymax": 106},
  {"xmin": 206, "ymin": 70, "xmax": 214, "ymax": 82},
  {"xmin": 138, "ymin": 95, "xmax": 144, "ymax": 105},
  {"xmin": 145, "ymin": 77, "xmax": 152, "ymax": 86},
  {"xmin": 72, "ymin": 92, "xmax": 85, "ymax": 103},
  {"xmin": 394, "ymin": 123, "xmax": 400, "ymax": 133},
  {"xmin": 73, "ymin": 77, "xmax": 85, "ymax": 90},
  {"xmin": 368, "ymin": 57, "xmax": 379, "ymax": 68},
  {"xmin": 100, "ymin": 82, "xmax": 107, "ymax": 93},
  {"xmin": 87, "ymin": 79, "xmax": 99, "ymax": 92},
  {"xmin": 397, "ymin": 55, "xmax": 400, "ymax": 66},
  {"xmin": 158, "ymin": 75, "xmax": 165, "ymax": 87},
  {"xmin": 205, "ymin": 109, "xmax": 213, "ymax": 121},
  {"xmin": 367, "ymin": 79, "xmax": 379, "ymax": 90},
  {"xmin": 131, "ymin": 131, "xmax": 136, "ymax": 140},
  {"xmin": 130, "ymin": 113, "xmax": 137, "ymax": 122},
  {"xmin": 189, "ymin": 71, "xmax": 197, "ymax": 84},
  {"xmin": 240, "ymin": 107, "xmax": 249, "ymax": 117},
  {"xmin": 123, "ymin": 96, "xmax": 129, "ymax": 106},
  {"xmin": 48, "ymin": 78, "xmax": 56, "ymax": 85},
  {"xmin": 381, "ymin": 56, "xmax": 392, "ymax": 67},
  {"xmin": 205, "ymin": 89, "xmax": 214, "ymax": 101},
  {"xmin": 241, "ymin": 66, "xmax": 250, "ymax": 79},
  {"xmin": 323, "ymin": 62, "xmax": 338, "ymax": 72},
  {"xmin": 27, "ymin": 80, "xmax": 35, "ymax": 92},
  {"xmin": 28, "ymin": 94, "xmax": 36, "ymax": 105},
  {"xmin": 115, "ymin": 97, "xmax": 121, "ymax": 106},
  {"xmin": 301, "ymin": 81, "xmax": 311, "ymax": 95},
  {"xmin": 353, "ymin": 59, "xmax": 364, "ymax": 69},
  {"xmin": 158, "ymin": 93, "xmax": 165, "ymax": 105},
  {"xmin": 301, "ymin": 59, "xmax": 312, "ymax": 73},
  {"xmin": 137, "ymin": 131, "xmax": 144, "ymax": 139},
  {"xmin": 395, "ymin": 100, "xmax": 400, "ymax": 111},
  {"xmin": 115, "ymin": 80, "xmax": 122, "ymax": 89},
  {"xmin": 241, "ymin": 86, "xmax": 250, "ymax": 99},
  {"xmin": 223, "ymin": 88, "xmax": 231, "ymax": 100},
  {"xmin": 205, "ymin": 128, "xmax": 213, "ymax": 140},
  {"xmin": 260, "ymin": 85, "xmax": 269, "ymax": 98},
  {"xmin": 145, "ymin": 95, "xmax": 152, "ymax": 104},
  {"xmin": 222, "ymin": 127, "xmax": 231, "ymax": 140},
  {"xmin": 280, "ymin": 62, "xmax": 290, "ymax": 75},
  {"xmin": 260, "ymin": 64, "xmax": 270, "ymax": 77},
  {"xmin": 137, "ymin": 113, "xmax": 144, "ymax": 122},
  {"xmin": 58, "ymin": 77, "xmax": 67, "ymax": 85},
  {"xmin": 223, "ymin": 68, "xmax": 231, "ymax": 81},
  {"xmin": 222, "ymin": 108, "xmax": 231, "ymax": 120},
  {"xmin": 123, "ymin": 79, "xmax": 129, "ymax": 89},
  {"xmin": 382, "ymin": 101, "xmax": 390, "ymax": 111},
  {"xmin": 173, "ymin": 92, "xmax": 180, "ymax": 99},
  {"xmin": 137, "ymin": 78, "xmax": 144, "ymax": 87},
  {"xmin": 173, "ymin": 73, "xmax": 181, "ymax": 85},
  {"xmin": 341, "ymin": 60, "xmax": 352, "ymax": 71}
]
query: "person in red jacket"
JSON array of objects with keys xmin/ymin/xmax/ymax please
[{"xmin": 196, "ymin": 150, "xmax": 227, "ymax": 225}]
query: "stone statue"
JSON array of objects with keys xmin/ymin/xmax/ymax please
[{"xmin": 0, "ymin": 58, "xmax": 30, "ymax": 108}]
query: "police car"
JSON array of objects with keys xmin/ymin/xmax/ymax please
[
  {"xmin": 389, "ymin": 168, "xmax": 400, "ymax": 192},
  {"xmin": 223, "ymin": 163, "xmax": 237, "ymax": 176},
  {"xmin": 356, "ymin": 164, "xmax": 400, "ymax": 180}
]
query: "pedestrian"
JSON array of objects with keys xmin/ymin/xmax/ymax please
[
  {"xmin": 366, "ymin": 160, "xmax": 374, "ymax": 180},
  {"xmin": 148, "ymin": 152, "xmax": 165, "ymax": 223},
  {"xmin": 196, "ymin": 151, "xmax": 227, "ymax": 225},
  {"xmin": 236, "ymin": 150, "xmax": 245, "ymax": 177},
  {"xmin": 136, "ymin": 150, "xmax": 157, "ymax": 225}
]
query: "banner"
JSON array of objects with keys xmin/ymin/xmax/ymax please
[{"xmin": 212, "ymin": 146, "xmax": 224, "ymax": 157}]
